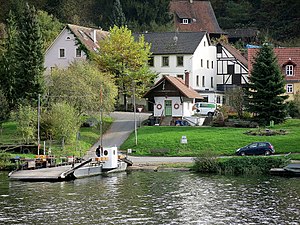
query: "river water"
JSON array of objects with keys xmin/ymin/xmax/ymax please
[{"xmin": 0, "ymin": 171, "xmax": 299, "ymax": 225}]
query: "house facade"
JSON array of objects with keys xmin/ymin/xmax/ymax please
[
  {"xmin": 143, "ymin": 75, "xmax": 203, "ymax": 124},
  {"xmin": 44, "ymin": 24, "xmax": 108, "ymax": 73},
  {"xmin": 138, "ymin": 32, "xmax": 249, "ymax": 105},
  {"xmin": 248, "ymin": 47, "xmax": 300, "ymax": 101}
]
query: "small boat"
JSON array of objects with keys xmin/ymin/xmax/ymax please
[
  {"xmin": 9, "ymin": 147, "xmax": 132, "ymax": 181},
  {"xmin": 270, "ymin": 163, "xmax": 300, "ymax": 177}
]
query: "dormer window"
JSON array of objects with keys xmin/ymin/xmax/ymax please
[
  {"xmin": 181, "ymin": 19, "xmax": 189, "ymax": 24},
  {"xmin": 286, "ymin": 65, "xmax": 294, "ymax": 76},
  {"xmin": 65, "ymin": 36, "xmax": 71, "ymax": 40}
]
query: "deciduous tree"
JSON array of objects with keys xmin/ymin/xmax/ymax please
[
  {"xmin": 95, "ymin": 26, "xmax": 156, "ymax": 110},
  {"xmin": 49, "ymin": 61, "xmax": 117, "ymax": 114}
]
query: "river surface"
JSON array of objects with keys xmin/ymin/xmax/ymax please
[{"xmin": 0, "ymin": 171, "xmax": 299, "ymax": 225}]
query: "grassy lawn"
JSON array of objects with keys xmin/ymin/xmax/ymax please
[{"xmin": 121, "ymin": 119, "xmax": 300, "ymax": 157}]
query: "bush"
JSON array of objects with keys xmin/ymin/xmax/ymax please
[
  {"xmin": 193, "ymin": 151, "xmax": 219, "ymax": 173},
  {"xmin": 193, "ymin": 156, "xmax": 288, "ymax": 176}
]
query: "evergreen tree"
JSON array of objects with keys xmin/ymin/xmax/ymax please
[
  {"xmin": 15, "ymin": 3, "xmax": 45, "ymax": 105},
  {"xmin": 0, "ymin": 11, "xmax": 18, "ymax": 109},
  {"xmin": 245, "ymin": 43, "xmax": 288, "ymax": 125},
  {"xmin": 110, "ymin": 0, "xmax": 126, "ymax": 27}
]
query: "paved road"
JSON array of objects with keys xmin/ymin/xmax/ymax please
[
  {"xmin": 84, "ymin": 111, "xmax": 195, "ymax": 165},
  {"xmin": 84, "ymin": 111, "xmax": 151, "ymax": 160}
]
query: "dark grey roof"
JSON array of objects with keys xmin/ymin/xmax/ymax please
[{"xmin": 135, "ymin": 32, "xmax": 206, "ymax": 55}]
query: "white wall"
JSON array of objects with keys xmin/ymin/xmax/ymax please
[
  {"xmin": 153, "ymin": 96, "xmax": 194, "ymax": 117},
  {"xmin": 44, "ymin": 28, "xmax": 87, "ymax": 73},
  {"xmin": 150, "ymin": 54, "xmax": 193, "ymax": 82}
]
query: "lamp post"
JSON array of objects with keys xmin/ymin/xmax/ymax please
[{"xmin": 133, "ymin": 81, "xmax": 137, "ymax": 146}]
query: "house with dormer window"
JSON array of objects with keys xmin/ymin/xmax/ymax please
[
  {"xmin": 44, "ymin": 24, "xmax": 108, "ymax": 74},
  {"xmin": 248, "ymin": 47, "xmax": 300, "ymax": 100},
  {"xmin": 169, "ymin": 0, "xmax": 225, "ymax": 38}
]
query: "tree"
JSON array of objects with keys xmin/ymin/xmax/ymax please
[
  {"xmin": 37, "ymin": 10, "xmax": 63, "ymax": 51},
  {"xmin": 95, "ymin": 25, "xmax": 156, "ymax": 110},
  {"xmin": 245, "ymin": 43, "xmax": 288, "ymax": 125},
  {"xmin": 0, "ymin": 11, "xmax": 18, "ymax": 109},
  {"xmin": 0, "ymin": 89, "xmax": 10, "ymax": 135},
  {"xmin": 49, "ymin": 61, "xmax": 117, "ymax": 114},
  {"xmin": 225, "ymin": 86, "xmax": 245, "ymax": 118},
  {"xmin": 110, "ymin": 0, "xmax": 126, "ymax": 27},
  {"xmin": 49, "ymin": 102, "xmax": 80, "ymax": 147},
  {"xmin": 14, "ymin": 3, "xmax": 45, "ymax": 105},
  {"xmin": 14, "ymin": 103, "xmax": 37, "ymax": 144}
]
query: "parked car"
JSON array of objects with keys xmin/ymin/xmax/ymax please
[
  {"xmin": 193, "ymin": 102, "xmax": 217, "ymax": 116},
  {"xmin": 236, "ymin": 142, "xmax": 275, "ymax": 156}
]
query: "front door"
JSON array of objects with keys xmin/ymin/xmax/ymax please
[{"xmin": 165, "ymin": 100, "xmax": 172, "ymax": 116}]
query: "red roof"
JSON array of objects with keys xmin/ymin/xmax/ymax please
[
  {"xmin": 67, "ymin": 24, "xmax": 109, "ymax": 53},
  {"xmin": 169, "ymin": 0, "xmax": 223, "ymax": 34},
  {"xmin": 248, "ymin": 47, "xmax": 300, "ymax": 81},
  {"xmin": 144, "ymin": 75, "xmax": 203, "ymax": 99}
]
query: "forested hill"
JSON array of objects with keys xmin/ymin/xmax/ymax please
[{"xmin": 0, "ymin": 0, "xmax": 299, "ymax": 43}]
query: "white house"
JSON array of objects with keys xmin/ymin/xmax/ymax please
[
  {"xmin": 136, "ymin": 32, "xmax": 249, "ymax": 106},
  {"xmin": 44, "ymin": 24, "xmax": 108, "ymax": 74},
  {"xmin": 143, "ymin": 75, "xmax": 203, "ymax": 125},
  {"xmin": 138, "ymin": 31, "xmax": 220, "ymax": 103}
]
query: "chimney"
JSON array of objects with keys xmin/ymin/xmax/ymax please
[
  {"xmin": 92, "ymin": 29, "xmax": 97, "ymax": 43},
  {"xmin": 184, "ymin": 70, "xmax": 190, "ymax": 87}
]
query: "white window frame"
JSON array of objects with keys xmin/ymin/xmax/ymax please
[
  {"xmin": 148, "ymin": 56, "xmax": 154, "ymax": 67},
  {"xmin": 286, "ymin": 84, "xmax": 293, "ymax": 93},
  {"xmin": 177, "ymin": 56, "xmax": 184, "ymax": 67},
  {"xmin": 75, "ymin": 48, "xmax": 82, "ymax": 58},
  {"xmin": 286, "ymin": 65, "xmax": 294, "ymax": 76},
  {"xmin": 162, "ymin": 56, "xmax": 169, "ymax": 67},
  {"xmin": 196, "ymin": 75, "xmax": 200, "ymax": 87},
  {"xmin": 182, "ymin": 19, "xmax": 189, "ymax": 24},
  {"xmin": 59, "ymin": 48, "xmax": 66, "ymax": 58}
]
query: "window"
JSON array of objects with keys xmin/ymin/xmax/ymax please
[
  {"xmin": 286, "ymin": 65, "xmax": 294, "ymax": 76},
  {"xmin": 201, "ymin": 59, "xmax": 203, "ymax": 67},
  {"xmin": 177, "ymin": 74, "xmax": 184, "ymax": 80},
  {"xmin": 202, "ymin": 76, "xmax": 205, "ymax": 87},
  {"xmin": 207, "ymin": 60, "xmax": 209, "ymax": 69},
  {"xmin": 182, "ymin": 19, "xmax": 189, "ymax": 24},
  {"xmin": 211, "ymin": 61, "xmax": 214, "ymax": 69},
  {"xmin": 177, "ymin": 56, "xmax": 184, "ymax": 67},
  {"xmin": 211, "ymin": 77, "xmax": 214, "ymax": 88},
  {"xmin": 59, "ymin": 48, "xmax": 65, "ymax": 58},
  {"xmin": 148, "ymin": 56, "xmax": 154, "ymax": 67},
  {"xmin": 75, "ymin": 48, "xmax": 82, "ymax": 57},
  {"xmin": 162, "ymin": 56, "xmax": 169, "ymax": 67},
  {"xmin": 216, "ymin": 96, "xmax": 221, "ymax": 104},
  {"xmin": 196, "ymin": 75, "xmax": 200, "ymax": 86},
  {"xmin": 287, "ymin": 84, "xmax": 293, "ymax": 93}
]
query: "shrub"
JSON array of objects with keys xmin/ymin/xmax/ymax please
[
  {"xmin": 193, "ymin": 156, "xmax": 288, "ymax": 176},
  {"xmin": 193, "ymin": 151, "xmax": 219, "ymax": 173}
]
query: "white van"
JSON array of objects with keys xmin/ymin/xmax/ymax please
[{"xmin": 193, "ymin": 102, "xmax": 217, "ymax": 116}]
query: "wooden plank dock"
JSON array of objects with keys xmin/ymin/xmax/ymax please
[
  {"xmin": 8, "ymin": 159, "xmax": 93, "ymax": 181},
  {"xmin": 9, "ymin": 165, "xmax": 74, "ymax": 181}
]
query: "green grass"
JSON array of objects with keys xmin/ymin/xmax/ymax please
[
  {"xmin": 121, "ymin": 119, "xmax": 300, "ymax": 157},
  {"xmin": 0, "ymin": 117, "xmax": 113, "ymax": 158}
]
